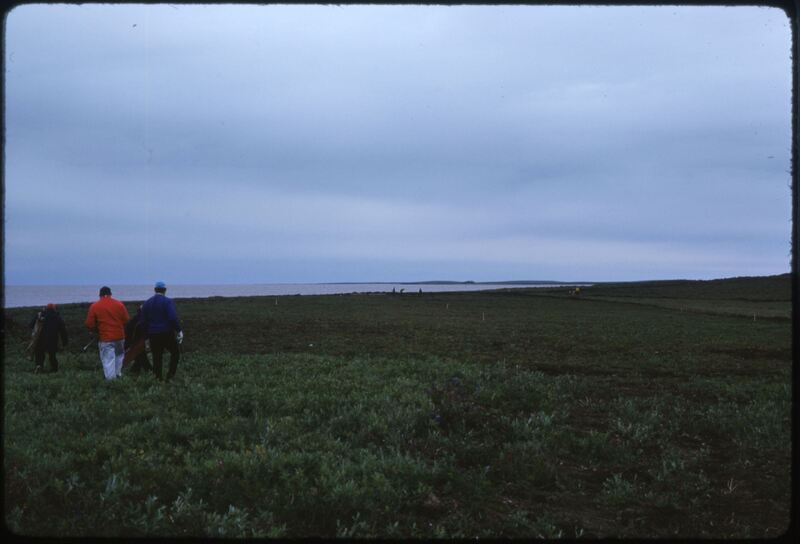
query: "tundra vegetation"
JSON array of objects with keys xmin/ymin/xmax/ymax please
[{"xmin": 3, "ymin": 275, "xmax": 792, "ymax": 538}]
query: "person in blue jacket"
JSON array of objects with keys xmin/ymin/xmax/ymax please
[{"xmin": 141, "ymin": 281, "xmax": 183, "ymax": 381}]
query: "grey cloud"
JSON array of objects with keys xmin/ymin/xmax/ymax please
[{"xmin": 4, "ymin": 4, "xmax": 792, "ymax": 284}]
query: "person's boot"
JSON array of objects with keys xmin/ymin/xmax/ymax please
[{"xmin": 47, "ymin": 352, "xmax": 59, "ymax": 373}]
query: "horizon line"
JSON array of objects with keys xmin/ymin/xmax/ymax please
[{"xmin": 3, "ymin": 272, "xmax": 790, "ymax": 288}]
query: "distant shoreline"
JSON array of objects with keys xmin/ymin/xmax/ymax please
[
  {"xmin": 6, "ymin": 274, "xmax": 787, "ymax": 309},
  {"xmin": 320, "ymin": 280, "xmax": 578, "ymax": 285},
  {"xmin": 4, "ymin": 280, "xmax": 583, "ymax": 287},
  {"xmin": 3, "ymin": 282, "xmax": 590, "ymax": 309}
]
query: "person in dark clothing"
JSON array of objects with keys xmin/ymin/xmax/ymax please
[
  {"xmin": 124, "ymin": 305, "xmax": 152, "ymax": 374},
  {"xmin": 141, "ymin": 281, "xmax": 183, "ymax": 381},
  {"xmin": 29, "ymin": 303, "xmax": 68, "ymax": 373}
]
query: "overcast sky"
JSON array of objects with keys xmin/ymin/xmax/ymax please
[{"xmin": 3, "ymin": 4, "xmax": 792, "ymax": 285}]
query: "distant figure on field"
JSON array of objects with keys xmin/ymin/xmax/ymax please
[
  {"xmin": 29, "ymin": 303, "xmax": 68, "ymax": 373},
  {"xmin": 85, "ymin": 286, "xmax": 130, "ymax": 380},
  {"xmin": 124, "ymin": 304, "xmax": 152, "ymax": 374},
  {"xmin": 141, "ymin": 281, "xmax": 183, "ymax": 381},
  {"xmin": 26, "ymin": 307, "xmax": 45, "ymax": 360}
]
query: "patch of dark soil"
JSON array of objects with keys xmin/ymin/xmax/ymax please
[
  {"xmin": 703, "ymin": 444, "xmax": 791, "ymax": 536},
  {"xmin": 705, "ymin": 347, "xmax": 791, "ymax": 361},
  {"xmin": 691, "ymin": 361, "xmax": 789, "ymax": 379},
  {"xmin": 541, "ymin": 492, "xmax": 619, "ymax": 536},
  {"xmin": 700, "ymin": 488, "xmax": 790, "ymax": 538},
  {"xmin": 563, "ymin": 408, "xmax": 608, "ymax": 430}
]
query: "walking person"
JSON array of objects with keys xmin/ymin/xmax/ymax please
[
  {"xmin": 124, "ymin": 305, "xmax": 152, "ymax": 374},
  {"xmin": 141, "ymin": 281, "xmax": 183, "ymax": 381},
  {"xmin": 29, "ymin": 303, "xmax": 68, "ymax": 373},
  {"xmin": 85, "ymin": 286, "xmax": 130, "ymax": 380}
]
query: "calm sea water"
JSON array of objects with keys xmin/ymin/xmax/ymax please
[{"xmin": 3, "ymin": 283, "xmax": 576, "ymax": 309}]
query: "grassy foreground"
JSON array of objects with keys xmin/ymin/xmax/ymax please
[{"xmin": 3, "ymin": 275, "xmax": 793, "ymax": 538}]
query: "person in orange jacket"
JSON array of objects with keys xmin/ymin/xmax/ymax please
[{"xmin": 85, "ymin": 286, "xmax": 130, "ymax": 380}]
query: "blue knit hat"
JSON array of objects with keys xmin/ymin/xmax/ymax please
[{"xmin": 154, "ymin": 281, "xmax": 166, "ymax": 290}]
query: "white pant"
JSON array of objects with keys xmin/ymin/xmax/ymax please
[{"xmin": 99, "ymin": 340, "xmax": 124, "ymax": 380}]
